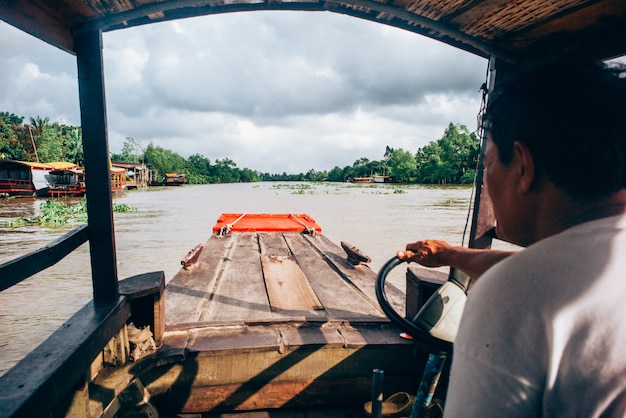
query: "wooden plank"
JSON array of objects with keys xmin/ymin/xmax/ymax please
[
  {"xmin": 201, "ymin": 233, "xmax": 273, "ymax": 322},
  {"xmin": 285, "ymin": 234, "xmax": 384, "ymax": 320},
  {"xmin": 260, "ymin": 254, "xmax": 323, "ymax": 312},
  {"xmin": 258, "ymin": 232, "xmax": 291, "ymax": 257},
  {"xmin": 0, "ymin": 224, "xmax": 88, "ymax": 291},
  {"xmin": 259, "ymin": 232, "xmax": 324, "ymax": 313},
  {"xmin": 339, "ymin": 324, "xmax": 414, "ymax": 348},
  {"xmin": 188, "ymin": 327, "xmax": 280, "ymax": 353},
  {"xmin": 302, "ymin": 234, "xmax": 406, "ymax": 315},
  {"xmin": 280, "ymin": 325, "xmax": 345, "ymax": 348},
  {"xmin": 165, "ymin": 235, "xmax": 233, "ymax": 325},
  {"xmin": 256, "ymin": 233, "xmax": 326, "ymax": 320},
  {"xmin": 0, "ymin": 297, "xmax": 130, "ymax": 418}
]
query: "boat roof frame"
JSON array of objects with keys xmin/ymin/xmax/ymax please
[{"xmin": 2, "ymin": 0, "xmax": 626, "ymax": 64}]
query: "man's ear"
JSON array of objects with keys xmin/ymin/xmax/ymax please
[{"xmin": 512, "ymin": 141, "xmax": 535, "ymax": 193}]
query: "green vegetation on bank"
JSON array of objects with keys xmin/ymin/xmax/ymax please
[
  {"xmin": 1, "ymin": 111, "xmax": 479, "ymax": 185},
  {"xmin": 269, "ymin": 182, "xmax": 408, "ymax": 195}
]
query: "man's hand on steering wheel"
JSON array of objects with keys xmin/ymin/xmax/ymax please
[
  {"xmin": 397, "ymin": 240, "xmax": 454, "ymax": 268},
  {"xmin": 397, "ymin": 240, "xmax": 516, "ymax": 282}
]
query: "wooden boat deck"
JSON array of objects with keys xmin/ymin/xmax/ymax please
[
  {"xmin": 132, "ymin": 231, "xmax": 422, "ymax": 414},
  {"xmin": 166, "ymin": 232, "xmax": 405, "ymax": 327}
]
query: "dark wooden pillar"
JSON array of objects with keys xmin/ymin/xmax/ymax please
[{"xmin": 75, "ymin": 29, "xmax": 119, "ymax": 302}]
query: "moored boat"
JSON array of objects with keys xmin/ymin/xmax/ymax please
[
  {"xmin": 47, "ymin": 167, "xmax": 130, "ymax": 197},
  {"xmin": 0, "ymin": 159, "xmax": 77, "ymax": 197},
  {"xmin": 374, "ymin": 175, "xmax": 393, "ymax": 183},
  {"xmin": 110, "ymin": 166, "xmax": 127, "ymax": 194},
  {"xmin": 111, "ymin": 162, "xmax": 159, "ymax": 190},
  {"xmin": 1, "ymin": 161, "xmax": 129, "ymax": 198},
  {"xmin": 162, "ymin": 173, "xmax": 186, "ymax": 186},
  {"xmin": 47, "ymin": 168, "xmax": 86, "ymax": 197}
]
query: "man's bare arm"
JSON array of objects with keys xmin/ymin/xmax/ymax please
[{"xmin": 396, "ymin": 240, "xmax": 515, "ymax": 281}]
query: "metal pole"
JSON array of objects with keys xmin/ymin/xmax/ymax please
[
  {"xmin": 371, "ymin": 368, "xmax": 384, "ymax": 418},
  {"xmin": 408, "ymin": 353, "xmax": 447, "ymax": 418}
]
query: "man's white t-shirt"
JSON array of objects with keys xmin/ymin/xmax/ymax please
[{"xmin": 444, "ymin": 215, "xmax": 626, "ymax": 417}]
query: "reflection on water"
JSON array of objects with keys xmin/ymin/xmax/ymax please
[{"xmin": 0, "ymin": 182, "xmax": 474, "ymax": 375}]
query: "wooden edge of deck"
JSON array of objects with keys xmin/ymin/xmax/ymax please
[
  {"xmin": 90, "ymin": 320, "xmax": 424, "ymax": 415},
  {"xmin": 161, "ymin": 321, "xmax": 415, "ymax": 355},
  {"xmin": 164, "ymin": 315, "xmax": 393, "ymax": 333}
]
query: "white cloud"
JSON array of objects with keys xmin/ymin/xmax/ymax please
[{"xmin": 0, "ymin": 11, "xmax": 488, "ymax": 173}]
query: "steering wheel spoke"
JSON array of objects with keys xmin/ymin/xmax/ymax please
[{"xmin": 376, "ymin": 257, "xmax": 453, "ymax": 353}]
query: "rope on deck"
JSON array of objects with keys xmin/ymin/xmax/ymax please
[
  {"xmin": 217, "ymin": 213, "xmax": 247, "ymax": 236},
  {"xmin": 291, "ymin": 214, "xmax": 318, "ymax": 235}
]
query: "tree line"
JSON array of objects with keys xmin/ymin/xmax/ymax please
[
  {"xmin": 1, "ymin": 111, "xmax": 480, "ymax": 184},
  {"xmin": 0, "ymin": 112, "xmax": 84, "ymax": 165}
]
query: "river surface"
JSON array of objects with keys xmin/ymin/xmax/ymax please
[{"xmin": 0, "ymin": 182, "xmax": 482, "ymax": 376}]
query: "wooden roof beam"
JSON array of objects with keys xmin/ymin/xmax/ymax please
[{"xmin": 0, "ymin": 1, "xmax": 76, "ymax": 54}]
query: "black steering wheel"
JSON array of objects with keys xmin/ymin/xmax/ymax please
[{"xmin": 376, "ymin": 256, "xmax": 453, "ymax": 353}]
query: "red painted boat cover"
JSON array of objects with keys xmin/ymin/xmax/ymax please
[{"xmin": 212, "ymin": 213, "xmax": 322, "ymax": 234}]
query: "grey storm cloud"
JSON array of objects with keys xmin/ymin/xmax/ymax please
[
  {"xmin": 1, "ymin": 11, "xmax": 488, "ymax": 173},
  {"xmin": 103, "ymin": 12, "xmax": 485, "ymax": 118}
]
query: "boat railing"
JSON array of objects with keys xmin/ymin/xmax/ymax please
[
  {"xmin": 0, "ymin": 225, "xmax": 88, "ymax": 291},
  {"xmin": 0, "ymin": 225, "xmax": 164, "ymax": 417},
  {"xmin": 0, "ymin": 178, "xmax": 32, "ymax": 188},
  {"xmin": 0, "ymin": 296, "xmax": 130, "ymax": 417}
]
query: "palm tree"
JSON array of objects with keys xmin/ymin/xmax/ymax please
[{"xmin": 29, "ymin": 115, "xmax": 50, "ymax": 133}]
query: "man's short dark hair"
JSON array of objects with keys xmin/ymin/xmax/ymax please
[{"xmin": 484, "ymin": 60, "xmax": 626, "ymax": 199}]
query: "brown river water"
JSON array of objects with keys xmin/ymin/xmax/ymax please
[{"xmin": 0, "ymin": 182, "xmax": 478, "ymax": 376}]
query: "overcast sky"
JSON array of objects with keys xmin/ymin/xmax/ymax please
[{"xmin": 0, "ymin": 11, "xmax": 488, "ymax": 174}]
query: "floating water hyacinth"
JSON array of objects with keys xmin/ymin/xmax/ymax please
[{"xmin": 2, "ymin": 198, "xmax": 136, "ymax": 228}]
